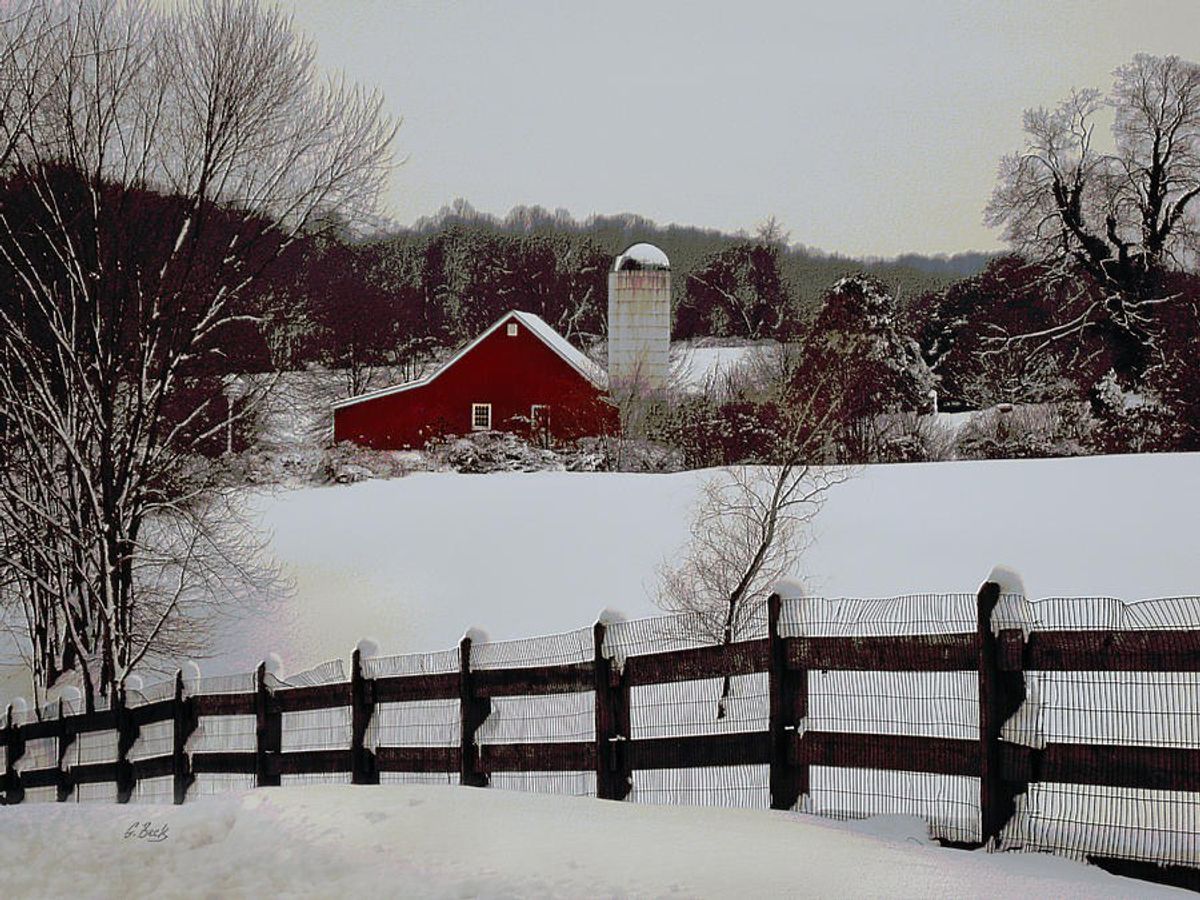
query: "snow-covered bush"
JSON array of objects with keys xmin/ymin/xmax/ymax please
[
  {"xmin": 1085, "ymin": 371, "xmax": 1172, "ymax": 454},
  {"xmin": 425, "ymin": 431, "xmax": 567, "ymax": 474},
  {"xmin": 656, "ymin": 396, "xmax": 786, "ymax": 468},
  {"xmin": 955, "ymin": 403, "xmax": 1092, "ymax": 460},
  {"xmin": 865, "ymin": 412, "xmax": 958, "ymax": 463},
  {"xmin": 582, "ymin": 435, "xmax": 684, "ymax": 473},
  {"xmin": 320, "ymin": 443, "xmax": 435, "ymax": 483},
  {"xmin": 421, "ymin": 431, "xmax": 682, "ymax": 475}
]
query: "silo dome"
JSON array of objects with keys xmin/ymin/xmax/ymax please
[{"xmin": 613, "ymin": 243, "xmax": 670, "ymax": 272}]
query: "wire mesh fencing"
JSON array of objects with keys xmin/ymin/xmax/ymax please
[
  {"xmin": 604, "ymin": 612, "xmax": 770, "ymax": 808},
  {"xmin": 782, "ymin": 593, "xmax": 984, "ymax": 843},
  {"xmin": 126, "ymin": 676, "xmax": 178, "ymax": 803},
  {"xmin": 998, "ymin": 596, "xmax": 1200, "ymax": 870},
  {"xmin": 474, "ymin": 627, "xmax": 597, "ymax": 798},
  {"xmin": 273, "ymin": 658, "xmax": 353, "ymax": 786},
  {"xmin": 1, "ymin": 585, "xmax": 1197, "ymax": 888},
  {"xmin": 365, "ymin": 648, "xmax": 459, "ymax": 787}
]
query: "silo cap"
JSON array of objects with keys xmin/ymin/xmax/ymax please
[{"xmin": 614, "ymin": 242, "xmax": 669, "ymax": 272}]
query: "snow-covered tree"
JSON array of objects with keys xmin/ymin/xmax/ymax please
[
  {"xmin": 0, "ymin": 0, "xmax": 395, "ymax": 712},
  {"xmin": 677, "ymin": 241, "xmax": 790, "ymax": 339},
  {"xmin": 799, "ymin": 274, "xmax": 935, "ymax": 461},
  {"xmin": 909, "ymin": 256, "xmax": 1099, "ymax": 410},
  {"xmin": 985, "ymin": 54, "xmax": 1200, "ymax": 387}
]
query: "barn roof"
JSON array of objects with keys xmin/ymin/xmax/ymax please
[{"xmin": 332, "ymin": 310, "xmax": 607, "ymax": 410}]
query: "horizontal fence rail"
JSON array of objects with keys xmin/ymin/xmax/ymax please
[{"xmin": 2, "ymin": 586, "xmax": 1198, "ymax": 892}]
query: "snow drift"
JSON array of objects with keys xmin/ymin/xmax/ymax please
[{"xmin": 0, "ymin": 785, "xmax": 1186, "ymax": 899}]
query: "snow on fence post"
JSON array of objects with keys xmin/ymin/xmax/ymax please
[
  {"xmin": 769, "ymin": 592, "xmax": 808, "ymax": 811},
  {"xmin": 172, "ymin": 670, "xmax": 197, "ymax": 804},
  {"xmin": 458, "ymin": 634, "xmax": 491, "ymax": 788},
  {"xmin": 593, "ymin": 620, "xmax": 631, "ymax": 801},
  {"xmin": 114, "ymin": 692, "xmax": 139, "ymax": 803},
  {"xmin": 977, "ymin": 581, "xmax": 1026, "ymax": 847},
  {"xmin": 255, "ymin": 661, "xmax": 282, "ymax": 787},
  {"xmin": 350, "ymin": 647, "xmax": 379, "ymax": 785}
]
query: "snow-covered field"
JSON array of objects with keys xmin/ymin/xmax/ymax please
[
  {"xmin": 0, "ymin": 784, "xmax": 1187, "ymax": 899},
  {"xmin": 188, "ymin": 452, "xmax": 1200, "ymax": 678},
  {"xmin": 2, "ymin": 454, "xmax": 1198, "ymax": 895}
]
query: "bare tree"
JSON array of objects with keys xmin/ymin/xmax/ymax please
[
  {"xmin": 657, "ymin": 346, "xmax": 849, "ymax": 716},
  {"xmin": 985, "ymin": 54, "xmax": 1200, "ymax": 383},
  {"xmin": 659, "ymin": 465, "xmax": 841, "ymax": 628},
  {"xmin": 755, "ymin": 214, "xmax": 791, "ymax": 251},
  {"xmin": 0, "ymin": 0, "xmax": 395, "ymax": 712}
]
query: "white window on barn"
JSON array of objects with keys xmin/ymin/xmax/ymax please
[
  {"xmin": 471, "ymin": 403, "xmax": 492, "ymax": 431},
  {"xmin": 507, "ymin": 322, "xmax": 518, "ymax": 336}
]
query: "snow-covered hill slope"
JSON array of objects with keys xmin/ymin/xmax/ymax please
[
  {"xmin": 201, "ymin": 452, "xmax": 1200, "ymax": 681},
  {"xmin": 0, "ymin": 784, "xmax": 1185, "ymax": 899},
  {"xmin": 3, "ymin": 453, "xmax": 1197, "ymax": 701}
]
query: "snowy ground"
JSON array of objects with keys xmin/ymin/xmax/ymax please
[
  {"xmin": 179, "ymin": 452, "xmax": 1200, "ymax": 680},
  {"xmin": 3, "ymin": 452, "xmax": 1197, "ymax": 697},
  {"xmin": 0, "ymin": 784, "xmax": 1186, "ymax": 899},
  {"xmin": 1, "ymin": 456, "xmax": 1197, "ymax": 896}
]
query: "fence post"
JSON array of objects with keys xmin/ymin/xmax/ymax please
[
  {"xmin": 255, "ymin": 662, "xmax": 282, "ymax": 787},
  {"xmin": 351, "ymin": 647, "xmax": 378, "ymax": 785},
  {"xmin": 593, "ymin": 621, "xmax": 631, "ymax": 801},
  {"xmin": 769, "ymin": 593, "xmax": 808, "ymax": 810},
  {"xmin": 114, "ymin": 691, "xmax": 139, "ymax": 803},
  {"xmin": 1, "ymin": 704, "xmax": 22, "ymax": 805},
  {"xmin": 977, "ymin": 580, "xmax": 1025, "ymax": 847},
  {"xmin": 458, "ymin": 634, "xmax": 490, "ymax": 788},
  {"xmin": 56, "ymin": 698, "xmax": 74, "ymax": 802},
  {"xmin": 172, "ymin": 670, "xmax": 196, "ymax": 804}
]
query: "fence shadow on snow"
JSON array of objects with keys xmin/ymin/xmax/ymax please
[{"xmin": 1, "ymin": 583, "xmax": 1197, "ymax": 892}]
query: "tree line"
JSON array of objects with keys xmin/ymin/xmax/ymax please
[
  {"xmin": 655, "ymin": 52, "xmax": 1200, "ymax": 464},
  {"xmin": 262, "ymin": 204, "xmax": 968, "ymax": 395}
]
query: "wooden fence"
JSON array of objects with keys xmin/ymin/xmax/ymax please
[{"xmin": 1, "ymin": 583, "xmax": 1197, "ymax": 891}]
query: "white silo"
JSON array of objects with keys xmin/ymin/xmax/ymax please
[{"xmin": 608, "ymin": 243, "xmax": 671, "ymax": 396}]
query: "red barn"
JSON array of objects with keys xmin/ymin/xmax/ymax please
[{"xmin": 333, "ymin": 310, "xmax": 618, "ymax": 449}]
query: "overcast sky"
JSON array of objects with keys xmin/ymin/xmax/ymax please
[{"xmin": 281, "ymin": 0, "xmax": 1200, "ymax": 258}]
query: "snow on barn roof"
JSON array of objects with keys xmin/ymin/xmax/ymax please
[{"xmin": 331, "ymin": 310, "xmax": 606, "ymax": 410}]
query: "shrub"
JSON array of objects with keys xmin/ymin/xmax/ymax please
[
  {"xmin": 320, "ymin": 442, "xmax": 433, "ymax": 483},
  {"xmin": 864, "ymin": 412, "xmax": 958, "ymax": 463},
  {"xmin": 955, "ymin": 403, "xmax": 1092, "ymax": 460}
]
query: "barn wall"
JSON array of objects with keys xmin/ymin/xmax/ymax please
[{"xmin": 333, "ymin": 318, "xmax": 617, "ymax": 449}]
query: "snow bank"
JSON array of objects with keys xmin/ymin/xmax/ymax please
[
  {"xmin": 166, "ymin": 454, "xmax": 1200, "ymax": 685},
  {"xmin": 196, "ymin": 471, "xmax": 697, "ymax": 679},
  {"xmin": 0, "ymin": 785, "xmax": 1184, "ymax": 899},
  {"xmin": 5, "ymin": 453, "xmax": 1200, "ymax": 701}
]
